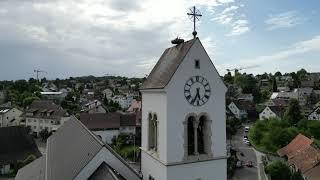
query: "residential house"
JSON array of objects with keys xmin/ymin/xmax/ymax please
[
  {"xmin": 102, "ymin": 88, "xmax": 113, "ymax": 99},
  {"xmin": 294, "ymin": 88, "xmax": 313, "ymax": 106},
  {"xmin": 81, "ymin": 100, "xmax": 106, "ymax": 113},
  {"xmin": 127, "ymin": 99, "xmax": 141, "ymax": 112},
  {"xmin": 111, "ymin": 95, "xmax": 134, "ymax": 109},
  {"xmin": 0, "ymin": 126, "xmax": 41, "ymax": 175},
  {"xmin": 80, "ymin": 112, "xmax": 120, "ymax": 144},
  {"xmin": 40, "ymin": 91, "xmax": 67, "ymax": 102},
  {"xmin": 277, "ymin": 134, "xmax": 320, "ymax": 180},
  {"xmin": 270, "ymin": 91, "xmax": 298, "ymax": 100},
  {"xmin": 80, "ymin": 112, "xmax": 140, "ymax": 144},
  {"xmin": 301, "ymin": 79, "xmax": 315, "ymax": 88},
  {"xmin": 15, "ymin": 117, "xmax": 141, "ymax": 180},
  {"xmin": 308, "ymin": 106, "xmax": 320, "ymax": 120},
  {"xmin": 228, "ymin": 100, "xmax": 256, "ymax": 119},
  {"xmin": 237, "ymin": 93, "xmax": 254, "ymax": 102},
  {"xmin": 277, "ymin": 86, "xmax": 290, "ymax": 92},
  {"xmin": 119, "ymin": 112, "xmax": 138, "ymax": 135},
  {"xmin": 259, "ymin": 106, "xmax": 286, "ymax": 120},
  {"xmin": 265, "ymin": 99, "xmax": 289, "ymax": 107},
  {"xmin": 24, "ymin": 100, "xmax": 70, "ymax": 136},
  {"xmin": 0, "ymin": 107, "xmax": 23, "ymax": 127}
]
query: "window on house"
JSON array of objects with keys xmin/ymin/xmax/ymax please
[
  {"xmin": 195, "ymin": 59, "xmax": 200, "ymax": 69},
  {"xmin": 188, "ymin": 116, "xmax": 195, "ymax": 155},
  {"xmin": 148, "ymin": 113, "xmax": 158, "ymax": 152},
  {"xmin": 149, "ymin": 175, "xmax": 155, "ymax": 180}
]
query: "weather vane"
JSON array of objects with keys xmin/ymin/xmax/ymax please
[{"xmin": 187, "ymin": 6, "xmax": 202, "ymax": 39}]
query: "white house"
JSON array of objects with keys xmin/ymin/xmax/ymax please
[
  {"xmin": 259, "ymin": 106, "xmax": 285, "ymax": 120},
  {"xmin": 81, "ymin": 100, "xmax": 106, "ymax": 113},
  {"xmin": 80, "ymin": 112, "xmax": 139, "ymax": 144},
  {"xmin": 0, "ymin": 107, "xmax": 23, "ymax": 127},
  {"xmin": 111, "ymin": 95, "xmax": 134, "ymax": 109},
  {"xmin": 308, "ymin": 107, "xmax": 320, "ymax": 120},
  {"xmin": 24, "ymin": 100, "xmax": 70, "ymax": 135},
  {"xmin": 102, "ymin": 88, "xmax": 113, "ymax": 99},
  {"xmin": 140, "ymin": 37, "xmax": 227, "ymax": 180},
  {"xmin": 228, "ymin": 101, "xmax": 256, "ymax": 119}
]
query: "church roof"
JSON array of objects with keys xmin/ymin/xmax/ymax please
[{"xmin": 141, "ymin": 38, "xmax": 197, "ymax": 89}]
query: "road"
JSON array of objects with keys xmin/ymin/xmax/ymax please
[{"xmin": 231, "ymin": 125, "xmax": 259, "ymax": 180}]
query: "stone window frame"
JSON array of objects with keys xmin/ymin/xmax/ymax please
[
  {"xmin": 148, "ymin": 112, "xmax": 159, "ymax": 153},
  {"xmin": 183, "ymin": 112, "xmax": 213, "ymax": 161}
]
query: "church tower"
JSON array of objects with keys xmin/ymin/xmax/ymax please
[{"xmin": 140, "ymin": 37, "xmax": 227, "ymax": 180}]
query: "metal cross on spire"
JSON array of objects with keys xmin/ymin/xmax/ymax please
[{"xmin": 187, "ymin": 6, "xmax": 202, "ymax": 39}]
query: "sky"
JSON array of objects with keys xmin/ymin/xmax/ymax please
[{"xmin": 0, "ymin": 0, "xmax": 319, "ymax": 80}]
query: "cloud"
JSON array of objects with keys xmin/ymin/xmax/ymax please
[
  {"xmin": 0, "ymin": 0, "xmax": 234, "ymax": 80},
  {"xmin": 211, "ymin": 5, "xmax": 249, "ymax": 36},
  {"xmin": 242, "ymin": 35, "xmax": 320, "ymax": 65},
  {"xmin": 265, "ymin": 11, "xmax": 303, "ymax": 30}
]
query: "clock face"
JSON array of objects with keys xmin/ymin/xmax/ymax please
[{"xmin": 184, "ymin": 76, "xmax": 211, "ymax": 106}]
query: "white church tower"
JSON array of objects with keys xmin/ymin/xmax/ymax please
[{"xmin": 140, "ymin": 36, "xmax": 228, "ymax": 180}]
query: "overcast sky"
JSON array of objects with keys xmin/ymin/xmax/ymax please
[{"xmin": 0, "ymin": 0, "xmax": 319, "ymax": 80}]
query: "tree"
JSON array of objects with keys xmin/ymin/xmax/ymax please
[
  {"xmin": 274, "ymin": 71, "xmax": 282, "ymax": 77},
  {"xmin": 265, "ymin": 161, "xmax": 292, "ymax": 180},
  {"xmin": 272, "ymin": 77, "xmax": 278, "ymax": 92},
  {"xmin": 224, "ymin": 72, "xmax": 234, "ymax": 84},
  {"xmin": 284, "ymin": 99, "xmax": 302, "ymax": 126},
  {"xmin": 297, "ymin": 68, "xmax": 307, "ymax": 81}
]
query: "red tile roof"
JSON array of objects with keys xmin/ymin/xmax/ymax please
[
  {"xmin": 277, "ymin": 134, "xmax": 313, "ymax": 158},
  {"xmin": 288, "ymin": 145, "xmax": 320, "ymax": 173}
]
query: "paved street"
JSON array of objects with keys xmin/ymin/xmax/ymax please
[{"xmin": 231, "ymin": 125, "xmax": 259, "ymax": 180}]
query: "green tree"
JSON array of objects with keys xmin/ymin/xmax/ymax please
[
  {"xmin": 284, "ymin": 99, "xmax": 302, "ymax": 126},
  {"xmin": 224, "ymin": 72, "xmax": 234, "ymax": 84},
  {"xmin": 272, "ymin": 77, "xmax": 278, "ymax": 92},
  {"xmin": 274, "ymin": 71, "xmax": 282, "ymax": 77},
  {"xmin": 265, "ymin": 161, "xmax": 292, "ymax": 180}
]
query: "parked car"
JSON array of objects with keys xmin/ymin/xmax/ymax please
[
  {"xmin": 245, "ymin": 160, "xmax": 253, "ymax": 167},
  {"xmin": 244, "ymin": 140, "xmax": 251, "ymax": 146},
  {"xmin": 243, "ymin": 136, "xmax": 248, "ymax": 141},
  {"xmin": 244, "ymin": 126, "xmax": 250, "ymax": 132},
  {"xmin": 236, "ymin": 161, "xmax": 243, "ymax": 168}
]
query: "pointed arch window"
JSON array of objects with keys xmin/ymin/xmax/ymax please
[{"xmin": 148, "ymin": 112, "xmax": 158, "ymax": 152}]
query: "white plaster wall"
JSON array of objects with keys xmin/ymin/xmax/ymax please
[
  {"xmin": 93, "ymin": 130, "xmax": 119, "ymax": 144},
  {"xmin": 141, "ymin": 151, "xmax": 167, "ymax": 180},
  {"xmin": 119, "ymin": 126, "xmax": 136, "ymax": 134},
  {"xmin": 0, "ymin": 108, "xmax": 23, "ymax": 127},
  {"xmin": 259, "ymin": 107, "xmax": 277, "ymax": 120},
  {"xmin": 141, "ymin": 91, "xmax": 167, "ymax": 162},
  {"xmin": 167, "ymin": 159, "xmax": 227, "ymax": 180},
  {"xmin": 25, "ymin": 117, "xmax": 68, "ymax": 134},
  {"xmin": 74, "ymin": 147, "xmax": 141, "ymax": 180},
  {"xmin": 165, "ymin": 39, "xmax": 227, "ymax": 163}
]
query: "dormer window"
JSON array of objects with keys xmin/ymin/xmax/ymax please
[{"xmin": 195, "ymin": 59, "xmax": 200, "ymax": 69}]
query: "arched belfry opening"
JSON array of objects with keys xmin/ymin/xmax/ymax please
[{"xmin": 184, "ymin": 113, "xmax": 213, "ymax": 160}]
